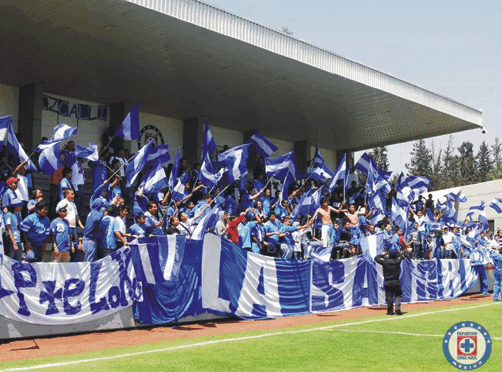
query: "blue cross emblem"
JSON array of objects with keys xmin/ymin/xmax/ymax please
[{"xmin": 461, "ymin": 338, "xmax": 475, "ymax": 353}]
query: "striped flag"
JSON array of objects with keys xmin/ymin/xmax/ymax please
[
  {"xmin": 202, "ymin": 122, "xmax": 217, "ymax": 161},
  {"xmin": 125, "ymin": 139, "xmax": 155, "ymax": 187},
  {"xmin": 37, "ymin": 124, "xmax": 78, "ymax": 151},
  {"xmin": 115, "ymin": 100, "xmax": 140, "ymax": 141},
  {"xmin": 7, "ymin": 120, "xmax": 37, "ymax": 171},
  {"xmin": 265, "ymin": 150, "xmax": 298, "ymax": 179},
  {"xmin": 130, "ymin": 235, "xmax": 186, "ymax": 285},
  {"xmin": 75, "ymin": 143, "xmax": 99, "ymax": 162},
  {"xmin": 147, "ymin": 144, "xmax": 170, "ymax": 164},
  {"xmin": 250, "ymin": 133, "xmax": 278, "ymax": 158},
  {"xmin": 0, "ymin": 115, "xmax": 11, "ymax": 148},
  {"xmin": 490, "ymin": 198, "xmax": 502, "ymax": 214}
]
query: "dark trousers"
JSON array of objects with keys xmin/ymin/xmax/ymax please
[{"xmin": 384, "ymin": 281, "xmax": 403, "ymax": 310}]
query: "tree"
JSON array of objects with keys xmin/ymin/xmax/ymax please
[
  {"xmin": 440, "ymin": 136, "xmax": 459, "ymax": 188},
  {"xmin": 492, "ymin": 137, "xmax": 502, "ymax": 169},
  {"xmin": 370, "ymin": 146, "xmax": 390, "ymax": 171},
  {"xmin": 456, "ymin": 141, "xmax": 477, "ymax": 185},
  {"xmin": 429, "ymin": 140, "xmax": 442, "ymax": 191},
  {"xmin": 406, "ymin": 139, "xmax": 433, "ymax": 178},
  {"xmin": 476, "ymin": 141, "xmax": 493, "ymax": 182}
]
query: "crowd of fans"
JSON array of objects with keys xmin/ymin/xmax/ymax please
[{"xmin": 1, "ymin": 136, "xmax": 501, "ymax": 265}]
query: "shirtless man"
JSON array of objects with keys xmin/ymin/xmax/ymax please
[
  {"xmin": 338, "ymin": 203, "xmax": 365, "ymax": 227},
  {"xmin": 310, "ymin": 198, "xmax": 338, "ymax": 248}
]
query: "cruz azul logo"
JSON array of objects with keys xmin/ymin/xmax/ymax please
[{"xmin": 443, "ymin": 322, "xmax": 491, "ymax": 370}]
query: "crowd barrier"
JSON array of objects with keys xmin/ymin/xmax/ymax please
[{"xmin": 0, "ymin": 234, "xmax": 493, "ymax": 340}]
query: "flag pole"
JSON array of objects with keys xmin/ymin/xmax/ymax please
[{"xmin": 100, "ymin": 134, "xmax": 116, "ymax": 156}]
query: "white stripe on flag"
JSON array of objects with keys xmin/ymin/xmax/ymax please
[
  {"xmin": 163, "ymin": 235, "xmax": 177, "ymax": 281},
  {"xmin": 139, "ymin": 244, "xmax": 156, "ymax": 284}
]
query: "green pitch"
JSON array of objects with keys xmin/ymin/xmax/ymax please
[{"xmin": 1, "ymin": 302, "xmax": 501, "ymax": 372}]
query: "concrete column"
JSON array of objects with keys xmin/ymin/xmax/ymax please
[
  {"xmin": 18, "ymin": 83, "xmax": 43, "ymax": 152},
  {"xmin": 182, "ymin": 117, "xmax": 203, "ymax": 165},
  {"xmin": 106, "ymin": 101, "xmax": 135, "ymax": 152},
  {"xmin": 243, "ymin": 129, "xmax": 259, "ymax": 172},
  {"xmin": 294, "ymin": 139, "xmax": 314, "ymax": 174}
]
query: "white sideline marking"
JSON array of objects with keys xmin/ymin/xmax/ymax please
[
  {"xmin": 330, "ymin": 329, "xmax": 502, "ymax": 341},
  {"xmin": 0, "ymin": 302, "xmax": 497, "ymax": 371}
]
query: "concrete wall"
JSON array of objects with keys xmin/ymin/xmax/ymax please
[
  {"xmin": 456, "ymin": 179, "xmax": 502, "ymax": 231},
  {"xmin": 41, "ymin": 93, "xmax": 110, "ymax": 149},
  {"xmin": 270, "ymin": 137, "xmax": 294, "ymax": 158},
  {"xmin": 211, "ymin": 125, "xmax": 244, "ymax": 151},
  {"xmin": 0, "ymin": 83, "xmax": 19, "ymax": 131},
  {"xmin": 133, "ymin": 112, "xmax": 184, "ymax": 161}
]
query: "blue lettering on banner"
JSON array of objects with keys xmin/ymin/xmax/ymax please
[
  {"xmin": 89, "ymin": 261, "xmax": 110, "ymax": 314},
  {"xmin": 352, "ymin": 257, "xmax": 380, "ymax": 307},
  {"xmin": 12, "ymin": 262, "xmax": 37, "ymax": 317},
  {"xmin": 311, "ymin": 260, "xmax": 345, "ymax": 312},
  {"xmin": 63, "ymin": 278, "xmax": 85, "ymax": 315},
  {"xmin": 111, "ymin": 248, "xmax": 141, "ymax": 306},
  {"xmin": 39, "ymin": 281, "xmax": 63, "ymax": 315}
]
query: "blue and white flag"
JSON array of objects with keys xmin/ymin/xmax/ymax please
[
  {"xmin": 445, "ymin": 192, "xmax": 467, "ymax": 204},
  {"xmin": 0, "ymin": 115, "xmax": 11, "ymax": 147},
  {"xmin": 125, "ymin": 139, "xmax": 155, "ymax": 187},
  {"xmin": 143, "ymin": 161, "xmax": 169, "ymax": 194},
  {"xmin": 147, "ymin": 144, "xmax": 170, "ymax": 164},
  {"xmin": 311, "ymin": 162, "xmax": 335, "ymax": 182},
  {"xmin": 202, "ymin": 122, "xmax": 217, "ymax": 161},
  {"xmin": 169, "ymin": 147, "xmax": 182, "ymax": 189},
  {"xmin": 38, "ymin": 142, "xmax": 62, "ymax": 174},
  {"xmin": 250, "ymin": 133, "xmax": 278, "ymax": 158},
  {"xmin": 279, "ymin": 171, "xmax": 295, "ymax": 203},
  {"xmin": 131, "ymin": 235, "xmax": 186, "ymax": 285},
  {"xmin": 265, "ymin": 150, "xmax": 298, "ymax": 180},
  {"xmin": 290, "ymin": 188, "xmax": 313, "ymax": 221},
  {"xmin": 490, "ymin": 198, "xmax": 502, "ymax": 214},
  {"xmin": 115, "ymin": 100, "xmax": 140, "ymax": 141},
  {"xmin": 75, "ymin": 143, "xmax": 99, "ymax": 162},
  {"xmin": 466, "ymin": 201, "xmax": 485, "ymax": 222},
  {"xmin": 172, "ymin": 173, "xmax": 190, "ymax": 202},
  {"xmin": 200, "ymin": 152, "xmax": 223, "ymax": 188},
  {"xmin": 192, "ymin": 205, "xmax": 221, "ymax": 241},
  {"xmin": 218, "ymin": 144, "xmax": 250, "ymax": 184},
  {"xmin": 329, "ymin": 153, "xmax": 347, "ymax": 192},
  {"xmin": 310, "ymin": 187, "xmax": 324, "ymax": 215},
  {"xmin": 354, "ymin": 152, "xmax": 372, "ymax": 174},
  {"xmin": 311, "ymin": 146, "xmax": 325, "ymax": 169},
  {"xmin": 37, "ymin": 124, "xmax": 78, "ymax": 151},
  {"xmin": 7, "ymin": 121, "xmax": 37, "ymax": 171}
]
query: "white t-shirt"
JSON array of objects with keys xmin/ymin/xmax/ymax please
[{"xmin": 56, "ymin": 200, "xmax": 78, "ymax": 228}]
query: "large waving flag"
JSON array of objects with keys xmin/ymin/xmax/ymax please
[
  {"xmin": 172, "ymin": 172, "xmax": 190, "ymax": 202},
  {"xmin": 279, "ymin": 171, "xmax": 296, "ymax": 203},
  {"xmin": 445, "ymin": 192, "xmax": 467, "ymax": 204},
  {"xmin": 200, "ymin": 152, "xmax": 224, "ymax": 188},
  {"xmin": 311, "ymin": 162, "xmax": 335, "ymax": 182},
  {"xmin": 115, "ymin": 100, "xmax": 140, "ymax": 141},
  {"xmin": 169, "ymin": 147, "xmax": 182, "ymax": 189},
  {"xmin": 290, "ymin": 188, "xmax": 313, "ymax": 221},
  {"xmin": 125, "ymin": 139, "xmax": 155, "ymax": 187},
  {"xmin": 147, "ymin": 144, "xmax": 170, "ymax": 164},
  {"xmin": 466, "ymin": 201, "xmax": 485, "ymax": 222},
  {"xmin": 191, "ymin": 205, "xmax": 221, "ymax": 241},
  {"xmin": 0, "ymin": 115, "xmax": 11, "ymax": 147},
  {"xmin": 218, "ymin": 144, "xmax": 251, "ymax": 184},
  {"xmin": 143, "ymin": 161, "xmax": 169, "ymax": 194},
  {"xmin": 265, "ymin": 150, "xmax": 298, "ymax": 180},
  {"xmin": 490, "ymin": 198, "xmax": 502, "ymax": 214},
  {"xmin": 75, "ymin": 143, "xmax": 99, "ymax": 162},
  {"xmin": 130, "ymin": 235, "xmax": 186, "ymax": 285},
  {"xmin": 328, "ymin": 153, "xmax": 347, "ymax": 192},
  {"xmin": 311, "ymin": 146, "xmax": 324, "ymax": 169},
  {"xmin": 201, "ymin": 122, "xmax": 217, "ymax": 161},
  {"xmin": 7, "ymin": 121, "xmax": 37, "ymax": 171},
  {"xmin": 249, "ymin": 133, "xmax": 278, "ymax": 158},
  {"xmin": 37, "ymin": 124, "xmax": 78, "ymax": 151},
  {"xmin": 38, "ymin": 142, "xmax": 62, "ymax": 174}
]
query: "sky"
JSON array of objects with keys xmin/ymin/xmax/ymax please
[{"xmin": 204, "ymin": 0, "xmax": 502, "ymax": 173}]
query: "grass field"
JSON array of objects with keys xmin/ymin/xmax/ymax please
[{"xmin": 1, "ymin": 301, "xmax": 501, "ymax": 371}]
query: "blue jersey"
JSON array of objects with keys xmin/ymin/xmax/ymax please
[
  {"xmin": 280, "ymin": 224, "xmax": 297, "ymax": 245},
  {"xmin": 492, "ymin": 253, "xmax": 502, "ymax": 278},
  {"xmin": 99, "ymin": 215, "xmax": 117, "ymax": 250},
  {"xmin": 50, "ymin": 218, "xmax": 71, "ymax": 253},
  {"xmin": 238, "ymin": 221, "xmax": 256, "ymax": 249},
  {"xmin": 83, "ymin": 208, "xmax": 104, "ymax": 240},
  {"xmin": 19, "ymin": 213, "xmax": 50, "ymax": 245},
  {"xmin": 128, "ymin": 223, "xmax": 146, "ymax": 239},
  {"xmin": 264, "ymin": 220, "xmax": 282, "ymax": 245}
]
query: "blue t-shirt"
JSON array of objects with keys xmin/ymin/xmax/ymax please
[
  {"xmin": 90, "ymin": 161, "xmax": 108, "ymax": 190},
  {"xmin": 238, "ymin": 221, "xmax": 256, "ymax": 249},
  {"xmin": 279, "ymin": 224, "xmax": 297, "ymax": 245},
  {"xmin": 264, "ymin": 220, "xmax": 282, "ymax": 245},
  {"xmin": 128, "ymin": 223, "xmax": 146, "ymax": 239},
  {"xmin": 4, "ymin": 212, "xmax": 20, "ymax": 243},
  {"xmin": 62, "ymin": 150, "xmax": 76, "ymax": 168},
  {"xmin": 2, "ymin": 189, "xmax": 17, "ymax": 208},
  {"xmin": 99, "ymin": 215, "xmax": 117, "ymax": 250},
  {"xmin": 19, "ymin": 213, "xmax": 50, "ymax": 245},
  {"xmin": 145, "ymin": 212, "xmax": 163, "ymax": 236},
  {"xmin": 50, "ymin": 218, "xmax": 71, "ymax": 253},
  {"xmin": 83, "ymin": 209, "xmax": 104, "ymax": 240}
]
